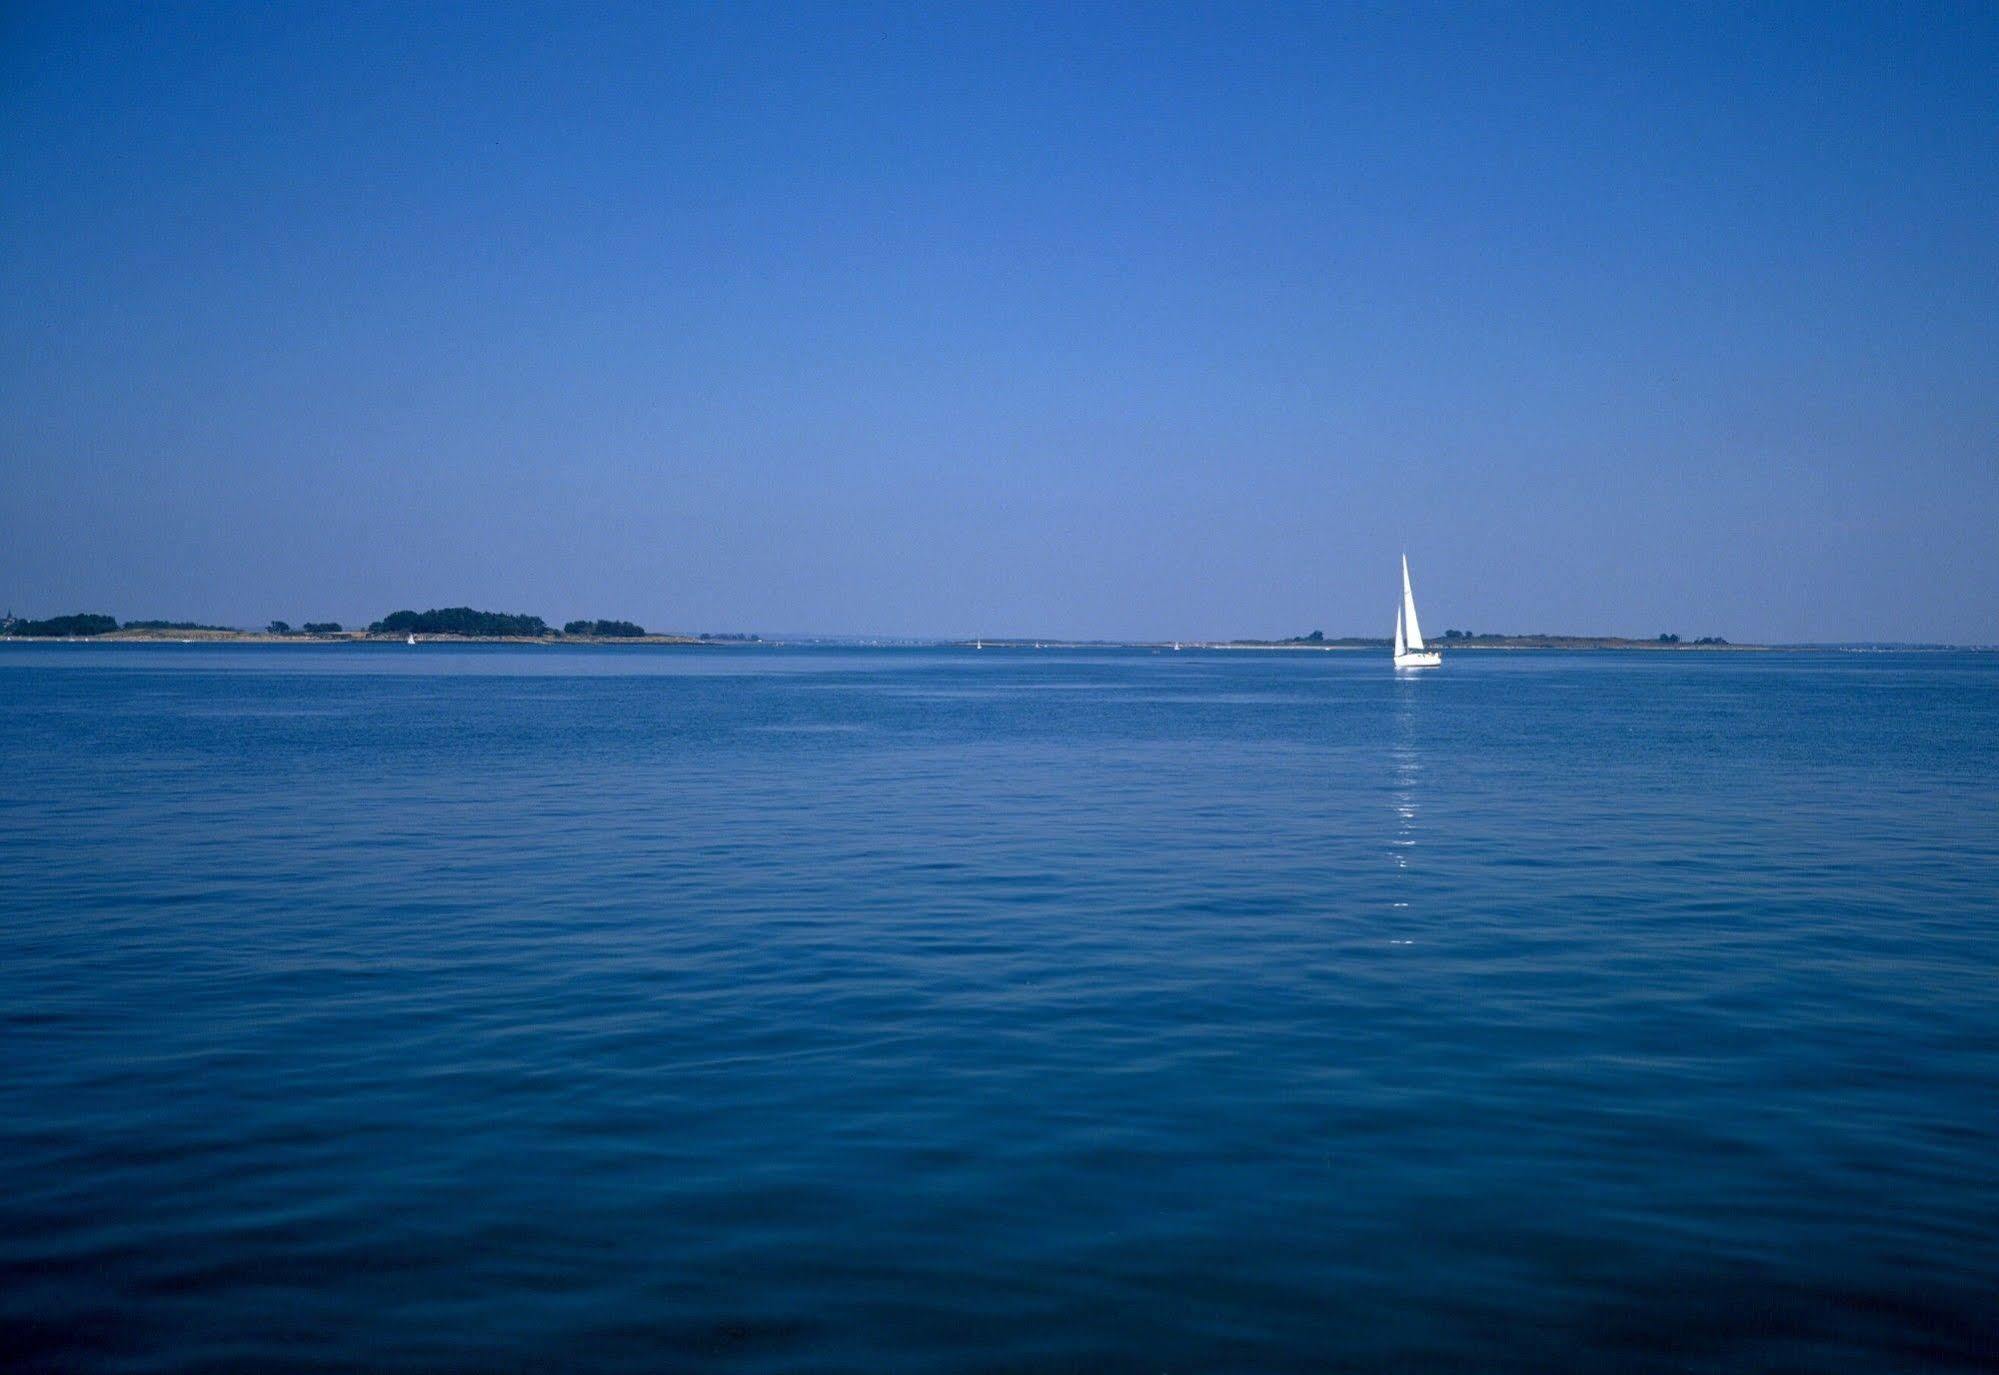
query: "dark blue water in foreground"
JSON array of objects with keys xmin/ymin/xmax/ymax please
[{"xmin": 2, "ymin": 645, "xmax": 1995, "ymax": 1373}]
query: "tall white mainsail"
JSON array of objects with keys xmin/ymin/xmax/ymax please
[
  {"xmin": 1400, "ymin": 553, "xmax": 1426, "ymax": 653},
  {"xmin": 1394, "ymin": 603, "xmax": 1406, "ymax": 659}
]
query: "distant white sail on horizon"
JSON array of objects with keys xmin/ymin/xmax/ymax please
[{"xmin": 1393, "ymin": 554, "xmax": 1441, "ymax": 669}]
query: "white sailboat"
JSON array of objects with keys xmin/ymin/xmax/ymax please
[{"xmin": 1394, "ymin": 554, "xmax": 1441, "ymax": 669}]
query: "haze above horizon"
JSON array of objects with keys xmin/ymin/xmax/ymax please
[{"xmin": 3, "ymin": 2, "xmax": 1994, "ymax": 643}]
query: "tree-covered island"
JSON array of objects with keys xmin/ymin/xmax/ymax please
[{"xmin": 0, "ymin": 608, "xmax": 713, "ymax": 643}]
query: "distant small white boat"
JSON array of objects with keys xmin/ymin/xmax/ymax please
[
  {"xmin": 407, "ymin": 634, "xmax": 417, "ymax": 646},
  {"xmin": 1394, "ymin": 554, "xmax": 1442, "ymax": 669},
  {"xmin": 1173, "ymin": 641, "xmax": 1182, "ymax": 651}
]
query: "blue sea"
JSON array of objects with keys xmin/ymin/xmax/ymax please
[{"xmin": 2, "ymin": 644, "xmax": 1995, "ymax": 1373}]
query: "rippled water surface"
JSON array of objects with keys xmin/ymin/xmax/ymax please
[{"xmin": 3, "ymin": 644, "xmax": 1995, "ymax": 1372}]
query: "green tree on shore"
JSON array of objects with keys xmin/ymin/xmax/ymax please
[
  {"xmin": 7, "ymin": 613, "xmax": 118, "ymax": 637},
  {"xmin": 369, "ymin": 608, "xmax": 550, "ymax": 637}
]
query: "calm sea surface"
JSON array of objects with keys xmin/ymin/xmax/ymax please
[{"xmin": 2, "ymin": 644, "xmax": 1995, "ymax": 1373}]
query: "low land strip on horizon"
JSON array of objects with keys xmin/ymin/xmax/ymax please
[{"xmin": 4, "ymin": 612, "xmax": 1986, "ymax": 651}]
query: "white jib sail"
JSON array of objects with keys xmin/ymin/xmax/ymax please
[
  {"xmin": 1394, "ymin": 601, "xmax": 1406, "ymax": 658},
  {"xmin": 1401, "ymin": 554, "xmax": 1426, "ymax": 652}
]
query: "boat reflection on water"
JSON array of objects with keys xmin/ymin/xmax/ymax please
[{"xmin": 1389, "ymin": 674, "xmax": 1421, "ymax": 932}]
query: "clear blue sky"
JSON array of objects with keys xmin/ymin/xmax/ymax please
[{"xmin": 4, "ymin": 2, "xmax": 1994, "ymax": 641}]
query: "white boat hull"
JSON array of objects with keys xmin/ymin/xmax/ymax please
[{"xmin": 1393, "ymin": 651, "xmax": 1441, "ymax": 669}]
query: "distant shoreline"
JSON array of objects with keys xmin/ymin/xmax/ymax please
[
  {"xmin": 172, "ymin": 630, "xmax": 708, "ymax": 645},
  {"xmin": 1198, "ymin": 637, "xmax": 1764, "ymax": 652},
  {"xmin": 0, "ymin": 628, "xmax": 721, "ymax": 646},
  {"xmin": 0, "ymin": 607, "xmax": 769, "ymax": 645},
  {"xmin": 3, "ymin": 631, "xmax": 1986, "ymax": 652},
  {"xmin": 950, "ymin": 635, "xmax": 1771, "ymax": 651}
]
